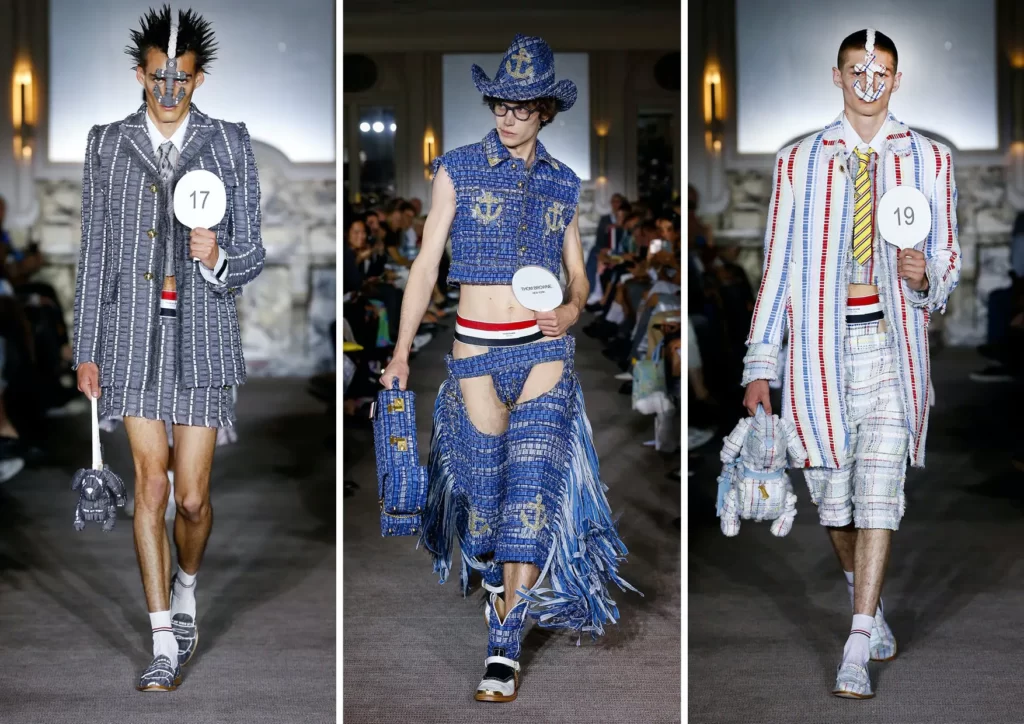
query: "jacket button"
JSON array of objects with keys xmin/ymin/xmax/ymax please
[
  {"xmin": 147, "ymin": 229, "xmax": 157, "ymax": 239},
  {"xmin": 519, "ymin": 246, "xmax": 527, "ymax": 252},
  {"xmin": 511, "ymin": 162, "xmax": 517, "ymax": 169},
  {"xmin": 150, "ymin": 184, "xmax": 158, "ymax": 193},
  {"xmin": 223, "ymin": 385, "xmax": 230, "ymax": 390},
  {"xmin": 517, "ymin": 181, "xmax": 524, "ymax": 189},
  {"xmin": 143, "ymin": 272, "xmax": 154, "ymax": 281},
  {"xmin": 520, "ymin": 223, "xmax": 527, "ymax": 231}
]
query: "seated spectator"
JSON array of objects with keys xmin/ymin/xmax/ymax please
[{"xmin": 971, "ymin": 210, "xmax": 1024, "ymax": 383}]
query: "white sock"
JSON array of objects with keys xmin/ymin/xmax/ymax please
[
  {"xmin": 844, "ymin": 571, "xmax": 885, "ymax": 620},
  {"xmin": 843, "ymin": 613, "xmax": 874, "ymax": 666},
  {"xmin": 170, "ymin": 566, "xmax": 197, "ymax": 619},
  {"xmin": 150, "ymin": 610, "xmax": 177, "ymax": 661}
]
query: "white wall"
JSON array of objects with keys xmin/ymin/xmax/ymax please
[{"xmin": 48, "ymin": 0, "xmax": 335, "ymax": 163}]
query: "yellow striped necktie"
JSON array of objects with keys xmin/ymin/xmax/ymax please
[{"xmin": 852, "ymin": 147, "xmax": 874, "ymax": 265}]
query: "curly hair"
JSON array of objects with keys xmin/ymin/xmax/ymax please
[{"xmin": 126, "ymin": 5, "xmax": 218, "ymax": 73}]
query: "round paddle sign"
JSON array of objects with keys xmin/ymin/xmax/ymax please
[
  {"xmin": 876, "ymin": 185, "xmax": 931, "ymax": 250},
  {"xmin": 173, "ymin": 170, "xmax": 227, "ymax": 230},
  {"xmin": 512, "ymin": 266, "xmax": 563, "ymax": 312}
]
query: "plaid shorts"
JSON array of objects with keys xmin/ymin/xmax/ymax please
[{"xmin": 804, "ymin": 320, "xmax": 909, "ymax": 530}]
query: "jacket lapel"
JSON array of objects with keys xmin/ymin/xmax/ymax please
[
  {"xmin": 120, "ymin": 106, "xmax": 160, "ymax": 176},
  {"xmin": 174, "ymin": 106, "xmax": 217, "ymax": 180}
]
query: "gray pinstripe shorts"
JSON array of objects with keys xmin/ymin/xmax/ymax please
[{"xmin": 99, "ymin": 315, "xmax": 235, "ymax": 429}]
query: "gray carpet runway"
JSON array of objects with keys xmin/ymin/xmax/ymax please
[
  {"xmin": 343, "ymin": 327, "xmax": 682, "ymax": 724},
  {"xmin": 688, "ymin": 348, "xmax": 1024, "ymax": 724},
  {"xmin": 0, "ymin": 379, "xmax": 336, "ymax": 724}
]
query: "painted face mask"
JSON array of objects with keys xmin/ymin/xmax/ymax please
[
  {"xmin": 153, "ymin": 14, "xmax": 186, "ymax": 107},
  {"xmin": 852, "ymin": 28, "xmax": 887, "ymax": 103}
]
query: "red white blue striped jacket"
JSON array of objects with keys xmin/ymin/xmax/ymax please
[{"xmin": 742, "ymin": 112, "xmax": 960, "ymax": 469}]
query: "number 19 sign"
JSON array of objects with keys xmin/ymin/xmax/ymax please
[
  {"xmin": 173, "ymin": 169, "xmax": 227, "ymax": 231},
  {"xmin": 876, "ymin": 185, "xmax": 932, "ymax": 250}
]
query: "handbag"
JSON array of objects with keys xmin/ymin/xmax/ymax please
[
  {"xmin": 632, "ymin": 340, "xmax": 674, "ymax": 415},
  {"xmin": 372, "ymin": 378, "xmax": 428, "ymax": 536}
]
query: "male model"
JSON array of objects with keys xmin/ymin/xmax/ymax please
[
  {"xmin": 73, "ymin": 5, "xmax": 264, "ymax": 691},
  {"xmin": 380, "ymin": 35, "xmax": 637, "ymax": 702},
  {"xmin": 743, "ymin": 28, "xmax": 959, "ymax": 699}
]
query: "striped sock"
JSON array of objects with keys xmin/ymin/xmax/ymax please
[
  {"xmin": 150, "ymin": 610, "xmax": 177, "ymax": 661},
  {"xmin": 843, "ymin": 613, "xmax": 874, "ymax": 666}
]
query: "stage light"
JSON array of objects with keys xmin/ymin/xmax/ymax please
[
  {"xmin": 423, "ymin": 129, "xmax": 436, "ymax": 179},
  {"xmin": 704, "ymin": 63, "xmax": 725, "ymax": 153},
  {"xmin": 390, "ymin": 122, "xmax": 397, "ymax": 132},
  {"xmin": 372, "ymin": 121, "xmax": 384, "ymax": 133},
  {"xmin": 594, "ymin": 122, "xmax": 608, "ymax": 179},
  {"xmin": 359, "ymin": 122, "xmax": 371, "ymax": 132}
]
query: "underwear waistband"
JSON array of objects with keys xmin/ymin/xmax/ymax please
[
  {"xmin": 846, "ymin": 294, "xmax": 883, "ymax": 324},
  {"xmin": 160, "ymin": 289, "xmax": 178, "ymax": 317},
  {"xmin": 454, "ymin": 314, "xmax": 543, "ymax": 347}
]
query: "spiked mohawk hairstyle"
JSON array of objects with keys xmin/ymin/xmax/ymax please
[{"xmin": 126, "ymin": 5, "xmax": 218, "ymax": 73}]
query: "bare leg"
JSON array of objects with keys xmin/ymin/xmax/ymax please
[
  {"xmin": 171, "ymin": 425, "xmax": 217, "ymax": 575},
  {"xmin": 124, "ymin": 417, "xmax": 173, "ymax": 612},
  {"xmin": 852, "ymin": 529, "xmax": 891, "ymax": 615},
  {"xmin": 500, "ymin": 562, "xmax": 540, "ymax": 617},
  {"xmin": 827, "ymin": 523, "xmax": 857, "ymax": 573}
]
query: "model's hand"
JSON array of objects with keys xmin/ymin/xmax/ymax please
[
  {"xmin": 898, "ymin": 249, "xmax": 928, "ymax": 292},
  {"xmin": 536, "ymin": 305, "xmax": 578, "ymax": 337},
  {"xmin": 743, "ymin": 379, "xmax": 771, "ymax": 416},
  {"xmin": 77, "ymin": 362, "xmax": 100, "ymax": 399},
  {"xmin": 189, "ymin": 228, "xmax": 219, "ymax": 270},
  {"xmin": 379, "ymin": 358, "xmax": 410, "ymax": 391}
]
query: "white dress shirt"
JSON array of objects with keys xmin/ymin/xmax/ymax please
[
  {"xmin": 841, "ymin": 111, "xmax": 888, "ymax": 156},
  {"xmin": 146, "ymin": 110, "xmax": 226, "ymax": 286}
]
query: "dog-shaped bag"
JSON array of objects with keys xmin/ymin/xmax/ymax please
[{"xmin": 717, "ymin": 405, "xmax": 807, "ymax": 537}]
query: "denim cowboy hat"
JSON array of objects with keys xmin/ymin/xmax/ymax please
[{"xmin": 471, "ymin": 34, "xmax": 577, "ymax": 112}]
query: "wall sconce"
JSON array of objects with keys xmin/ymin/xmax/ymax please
[
  {"xmin": 12, "ymin": 60, "xmax": 35, "ymax": 162},
  {"xmin": 594, "ymin": 122, "xmax": 609, "ymax": 182},
  {"xmin": 704, "ymin": 64, "xmax": 725, "ymax": 153},
  {"xmin": 423, "ymin": 128, "xmax": 436, "ymax": 180}
]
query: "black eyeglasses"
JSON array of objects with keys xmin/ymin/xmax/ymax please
[{"xmin": 489, "ymin": 102, "xmax": 539, "ymax": 122}]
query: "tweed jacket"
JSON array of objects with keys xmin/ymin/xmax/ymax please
[
  {"xmin": 432, "ymin": 129, "xmax": 581, "ymax": 285},
  {"xmin": 72, "ymin": 104, "xmax": 264, "ymax": 390},
  {"xmin": 742, "ymin": 112, "xmax": 960, "ymax": 469}
]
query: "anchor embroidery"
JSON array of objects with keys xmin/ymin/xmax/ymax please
[
  {"xmin": 519, "ymin": 493, "xmax": 547, "ymax": 533},
  {"xmin": 544, "ymin": 201, "xmax": 566, "ymax": 234},
  {"xmin": 472, "ymin": 190, "xmax": 503, "ymax": 226},
  {"xmin": 505, "ymin": 48, "xmax": 535, "ymax": 80},
  {"xmin": 469, "ymin": 508, "xmax": 491, "ymax": 536}
]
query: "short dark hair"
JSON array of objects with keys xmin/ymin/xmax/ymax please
[
  {"xmin": 623, "ymin": 212, "xmax": 641, "ymax": 226},
  {"xmin": 639, "ymin": 220, "xmax": 659, "ymax": 235},
  {"xmin": 385, "ymin": 199, "xmax": 414, "ymax": 215},
  {"xmin": 838, "ymin": 29, "xmax": 898, "ymax": 71},
  {"xmin": 126, "ymin": 5, "xmax": 218, "ymax": 73},
  {"xmin": 617, "ymin": 200, "xmax": 633, "ymax": 215},
  {"xmin": 482, "ymin": 96, "xmax": 559, "ymax": 129}
]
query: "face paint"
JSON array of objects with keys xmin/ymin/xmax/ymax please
[
  {"xmin": 153, "ymin": 14, "xmax": 186, "ymax": 107},
  {"xmin": 852, "ymin": 28, "xmax": 886, "ymax": 103}
]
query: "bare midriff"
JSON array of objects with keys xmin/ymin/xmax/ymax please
[
  {"xmin": 452, "ymin": 283, "xmax": 562, "ymax": 359},
  {"xmin": 849, "ymin": 282, "xmax": 886, "ymax": 332},
  {"xmin": 163, "ymin": 275, "xmax": 176, "ymax": 293}
]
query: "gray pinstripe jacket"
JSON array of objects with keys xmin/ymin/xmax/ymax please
[{"xmin": 72, "ymin": 104, "xmax": 264, "ymax": 391}]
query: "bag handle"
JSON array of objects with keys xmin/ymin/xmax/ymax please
[{"xmin": 90, "ymin": 396, "xmax": 103, "ymax": 471}]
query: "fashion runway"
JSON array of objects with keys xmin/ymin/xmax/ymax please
[
  {"xmin": 343, "ymin": 324, "xmax": 681, "ymax": 723},
  {"xmin": 0, "ymin": 379, "xmax": 335, "ymax": 724},
  {"xmin": 689, "ymin": 348, "xmax": 1024, "ymax": 723}
]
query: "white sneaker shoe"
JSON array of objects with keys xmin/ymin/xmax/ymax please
[
  {"xmin": 614, "ymin": 371, "xmax": 633, "ymax": 381},
  {"xmin": 688, "ymin": 428, "xmax": 715, "ymax": 450},
  {"xmin": 0, "ymin": 458, "xmax": 25, "ymax": 483}
]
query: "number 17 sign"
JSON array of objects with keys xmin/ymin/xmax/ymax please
[
  {"xmin": 876, "ymin": 185, "xmax": 932, "ymax": 250},
  {"xmin": 173, "ymin": 169, "xmax": 227, "ymax": 231}
]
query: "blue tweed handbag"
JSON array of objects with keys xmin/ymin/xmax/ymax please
[{"xmin": 371, "ymin": 379, "xmax": 428, "ymax": 537}]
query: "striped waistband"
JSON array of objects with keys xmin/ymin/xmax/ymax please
[
  {"xmin": 454, "ymin": 314, "xmax": 543, "ymax": 347},
  {"xmin": 846, "ymin": 294, "xmax": 883, "ymax": 324},
  {"xmin": 160, "ymin": 290, "xmax": 178, "ymax": 317}
]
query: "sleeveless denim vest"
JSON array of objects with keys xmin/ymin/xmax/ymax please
[{"xmin": 432, "ymin": 129, "xmax": 581, "ymax": 286}]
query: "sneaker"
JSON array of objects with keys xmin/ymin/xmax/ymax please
[
  {"xmin": 45, "ymin": 397, "xmax": 88, "ymax": 417},
  {"xmin": 136, "ymin": 654, "xmax": 182, "ymax": 692},
  {"xmin": 831, "ymin": 661, "xmax": 873, "ymax": 699},
  {"xmin": 969, "ymin": 365, "xmax": 1014, "ymax": 383},
  {"xmin": 614, "ymin": 371, "xmax": 633, "ymax": 381},
  {"xmin": 411, "ymin": 333, "xmax": 433, "ymax": 353}
]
